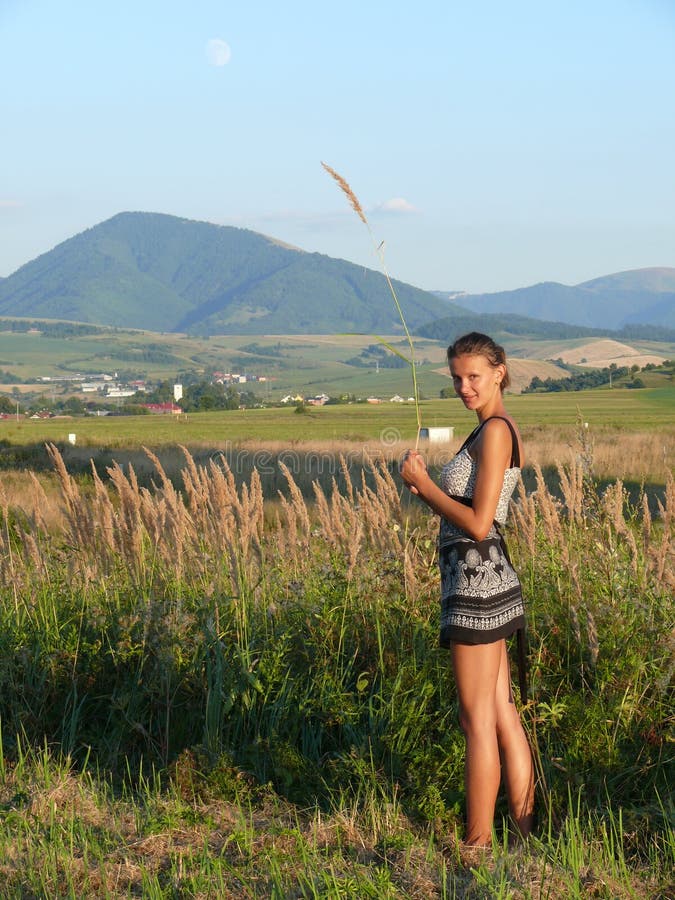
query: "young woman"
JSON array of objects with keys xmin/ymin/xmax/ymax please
[{"xmin": 400, "ymin": 332, "xmax": 534, "ymax": 848}]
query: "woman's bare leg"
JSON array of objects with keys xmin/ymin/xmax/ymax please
[
  {"xmin": 494, "ymin": 640, "xmax": 534, "ymax": 838},
  {"xmin": 451, "ymin": 640, "xmax": 503, "ymax": 846}
]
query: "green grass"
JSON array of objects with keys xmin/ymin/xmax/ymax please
[
  {"xmin": 2, "ymin": 744, "xmax": 671, "ymax": 897},
  {"xmin": 2, "ymin": 325, "xmax": 673, "ymax": 403},
  {"xmin": 0, "ymin": 329, "xmax": 671, "ymax": 896},
  {"xmin": 1, "ymin": 385, "xmax": 673, "ymax": 447},
  {"xmin": 506, "ymin": 384, "xmax": 675, "ymax": 425},
  {"xmin": 0, "ymin": 443, "xmax": 671, "ymax": 896},
  {"xmin": 0, "ymin": 329, "xmax": 207, "ymax": 379},
  {"xmin": 0, "ymin": 327, "xmax": 452, "ymax": 399}
]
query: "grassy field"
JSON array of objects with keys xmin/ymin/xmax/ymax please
[
  {"xmin": 0, "ymin": 328, "xmax": 459, "ymax": 401},
  {"xmin": 0, "ymin": 347, "xmax": 673, "ymax": 895},
  {"xmin": 2, "ymin": 385, "xmax": 674, "ymax": 446},
  {"xmin": 0, "ymin": 443, "xmax": 671, "ymax": 896},
  {"xmin": 2, "ymin": 325, "xmax": 674, "ymax": 401},
  {"xmin": 0, "ymin": 387, "xmax": 672, "ymax": 514}
]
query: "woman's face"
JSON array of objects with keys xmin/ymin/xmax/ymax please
[{"xmin": 449, "ymin": 353, "xmax": 504, "ymax": 413}]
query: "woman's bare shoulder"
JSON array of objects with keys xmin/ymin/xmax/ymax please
[{"xmin": 478, "ymin": 416, "xmax": 524, "ymax": 467}]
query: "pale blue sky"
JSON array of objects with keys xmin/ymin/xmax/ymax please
[{"xmin": 2, "ymin": 0, "xmax": 674, "ymax": 293}]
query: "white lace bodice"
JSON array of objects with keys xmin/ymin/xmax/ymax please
[{"xmin": 439, "ymin": 446, "xmax": 521, "ymax": 545}]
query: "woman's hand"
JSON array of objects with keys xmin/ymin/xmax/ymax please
[{"xmin": 399, "ymin": 449, "xmax": 428, "ymax": 496}]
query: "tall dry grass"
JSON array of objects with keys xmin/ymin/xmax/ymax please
[
  {"xmin": 0, "ymin": 444, "xmax": 417, "ymax": 598},
  {"xmin": 0, "ymin": 435, "xmax": 672, "ymax": 898},
  {"xmin": 0, "ymin": 437, "xmax": 671, "ymax": 620},
  {"xmin": 521, "ymin": 426, "xmax": 673, "ymax": 483}
]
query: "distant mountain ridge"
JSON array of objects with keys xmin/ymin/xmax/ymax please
[
  {"xmin": 440, "ymin": 268, "xmax": 675, "ymax": 329},
  {"xmin": 0, "ymin": 211, "xmax": 672, "ymax": 335},
  {"xmin": 0, "ymin": 212, "xmax": 456, "ymax": 335}
]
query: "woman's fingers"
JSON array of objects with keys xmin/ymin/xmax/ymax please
[{"xmin": 400, "ymin": 450, "xmax": 426, "ymax": 490}]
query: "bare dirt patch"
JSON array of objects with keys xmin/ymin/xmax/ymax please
[{"xmin": 0, "ymin": 383, "xmax": 40, "ymax": 394}]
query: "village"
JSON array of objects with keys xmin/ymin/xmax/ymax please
[{"xmin": 0, "ymin": 369, "xmax": 419, "ymax": 419}]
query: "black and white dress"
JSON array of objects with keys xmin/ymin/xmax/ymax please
[{"xmin": 438, "ymin": 416, "xmax": 525, "ymax": 649}]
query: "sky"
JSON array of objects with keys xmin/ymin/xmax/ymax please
[{"xmin": 2, "ymin": 0, "xmax": 675, "ymax": 294}]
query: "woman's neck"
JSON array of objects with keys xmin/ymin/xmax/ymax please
[{"xmin": 476, "ymin": 399, "xmax": 507, "ymax": 423}]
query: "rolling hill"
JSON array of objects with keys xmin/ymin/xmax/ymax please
[
  {"xmin": 0, "ymin": 212, "xmax": 456, "ymax": 336},
  {"xmin": 2, "ymin": 211, "xmax": 673, "ymax": 338},
  {"xmin": 440, "ymin": 268, "xmax": 675, "ymax": 329}
]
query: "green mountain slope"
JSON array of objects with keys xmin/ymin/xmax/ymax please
[
  {"xmin": 0, "ymin": 212, "xmax": 455, "ymax": 335},
  {"xmin": 445, "ymin": 268, "xmax": 675, "ymax": 329}
]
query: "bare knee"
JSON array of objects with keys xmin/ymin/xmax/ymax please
[
  {"xmin": 458, "ymin": 704, "xmax": 497, "ymax": 738},
  {"xmin": 495, "ymin": 699, "xmax": 525, "ymax": 744}
]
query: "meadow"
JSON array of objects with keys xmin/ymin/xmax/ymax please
[
  {"xmin": 1, "ymin": 386, "xmax": 673, "ymax": 499},
  {"xmin": 0, "ymin": 391, "xmax": 672, "ymax": 897},
  {"xmin": 2, "ymin": 324, "xmax": 674, "ymax": 402}
]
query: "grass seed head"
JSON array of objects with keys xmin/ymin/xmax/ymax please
[{"xmin": 321, "ymin": 162, "xmax": 367, "ymax": 225}]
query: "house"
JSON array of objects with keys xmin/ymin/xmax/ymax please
[
  {"xmin": 106, "ymin": 388, "xmax": 137, "ymax": 398},
  {"xmin": 307, "ymin": 393, "xmax": 330, "ymax": 406},
  {"xmin": 142, "ymin": 402, "xmax": 183, "ymax": 415}
]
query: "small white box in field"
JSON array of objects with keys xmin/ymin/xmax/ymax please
[
  {"xmin": 418, "ymin": 426, "xmax": 453, "ymax": 443},
  {"xmin": 68, "ymin": 433, "xmax": 76, "ymax": 445}
]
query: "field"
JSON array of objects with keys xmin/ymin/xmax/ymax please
[
  {"xmin": 0, "ymin": 427, "xmax": 672, "ymax": 896},
  {"xmin": 2, "ymin": 325, "xmax": 674, "ymax": 402},
  {"xmin": 503, "ymin": 335, "xmax": 675, "ymax": 367},
  {"xmin": 0, "ymin": 378, "xmax": 673, "ymax": 895},
  {"xmin": 1, "ymin": 387, "xmax": 673, "ymax": 502},
  {"xmin": 553, "ymin": 338, "xmax": 667, "ymax": 369},
  {"xmin": 0, "ymin": 333, "xmax": 675, "ymax": 900},
  {"xmin": 2, "ymin": 383, "xmax": 674, "ymax": 439}
]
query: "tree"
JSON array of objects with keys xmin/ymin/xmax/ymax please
[{"xmin": 62, "ymin": 396, "xmax": 86, "ymax": 415}]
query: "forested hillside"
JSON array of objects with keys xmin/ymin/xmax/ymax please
[{"xmin": 0, "ymin": 212, "xmax": 455, "ymax": 335}]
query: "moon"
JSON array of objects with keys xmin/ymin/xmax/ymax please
[{"xmin": 206, "ymin": 39, "xmax": 231, "ymax": 67}]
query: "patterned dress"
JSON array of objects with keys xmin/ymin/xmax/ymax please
[{"xmin": 438, "ymin": 416, "xmax": 525, "ymax": 648}]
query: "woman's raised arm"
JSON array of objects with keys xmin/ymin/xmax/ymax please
[{"xmin": 400, "ymin": 418, "xmax": 514, "ymax": 541}]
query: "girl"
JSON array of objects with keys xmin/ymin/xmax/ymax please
[{"xmin": 400, "ymin": 332, "xmax": 534, "ymax": 847}]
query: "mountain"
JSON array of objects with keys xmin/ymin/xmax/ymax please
[
  {"xmin": 441, "ymin": 268, "xmax": 675, "ymax": 329},
  {"xmin": 0, "ymin": 212, "xmax": 456, "ymax": 335}
]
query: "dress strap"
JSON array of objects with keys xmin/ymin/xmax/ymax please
[
  {"xmin": 460, "ymin": 416, "xmax": 521, "ymax": 468},
  {"xmin": 457, "ymin": 424, "xmax": 482, "ymax": 455}
]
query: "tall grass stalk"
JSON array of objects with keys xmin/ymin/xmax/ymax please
[{"xmin": 322, "ymin": 161, "xmax": 423, "ymax": 447}]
